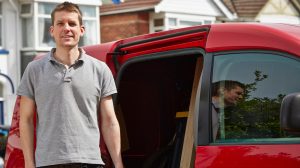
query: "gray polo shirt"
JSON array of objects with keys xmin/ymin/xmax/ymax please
[
  {"xmin": 212, "ymin": 100, "xmax": 220, "ymax": 141},
  {"xmin": 17, "ymin": 48, "xmax": 117, "ymax": 167}
]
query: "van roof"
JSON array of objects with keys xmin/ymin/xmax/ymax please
[
  {"xmin": 206, "ymin": 23, "xmax": 300, "ymax": 57},
  {"xmin": 84, "ymin": 23, "xmax": 300, "ymax": 67},
  {"xmin": 117, "ymin": 23, "xmax": 300, "ymax": 57}
]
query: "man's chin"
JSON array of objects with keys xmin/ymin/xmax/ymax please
[{"xmin": 60, "ymin": 43, "xmax": 77, "ymax": 48}]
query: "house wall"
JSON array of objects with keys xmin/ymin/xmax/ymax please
[
  {"xmin": 100, "ymin": 12, "xmax": 150, "ymax": 43},
  {"xmin": 256, "ymin": 0, "xmax": 300, "ymax": 24},
  {"xmin": 257, "ymin": 14, "xmax": 300, "ymax": 24},
  {"xmin": 1, "ymin": 0, "xmax": 20, "ymax": 126},
  {"xmin": 155, "ymin": 0, "xmax": 221, "ymax": 16}
]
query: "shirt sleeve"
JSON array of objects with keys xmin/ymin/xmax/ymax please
[
  {"xmin": 17, "ymin": 62, "xmax": 36, "ymax": 101},
  {"xmin": 100, "ymin": 63, "xmax": 117, "ymax": 98}
]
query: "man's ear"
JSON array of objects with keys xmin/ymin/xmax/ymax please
[
  {"xmin": 49, "ymin": 26, "xmax": 54, "ymax": 37},
  {"xmin": 218, "ymin": 87, "xmax": 225, "ymax": 95},
  {"xmin": 80, "ymin": 25, "xmax": 85, "ymax": 36}
]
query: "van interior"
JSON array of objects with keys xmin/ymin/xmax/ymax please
[{"xmin": 116, "ymin": 54, "xmax": 200, "ymax": 168}]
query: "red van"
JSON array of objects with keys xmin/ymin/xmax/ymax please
[{"xmin": 5, "ymin": 23, "xmax": 300, "ymax": 168}]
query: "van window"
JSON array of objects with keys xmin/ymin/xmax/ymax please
[{"xmin": 211, "ymin": 52, "xmax": 300, "ymax": 143}]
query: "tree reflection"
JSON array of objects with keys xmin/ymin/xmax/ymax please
[{"xmin": 224, "ymin": 70, "xmax": 289, "ymax": 139}]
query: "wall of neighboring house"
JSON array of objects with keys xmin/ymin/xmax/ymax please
[
  {"xmin": 101, "ymin": 12, "xmax": 149, "ymax": 43},
  {"xmin": 155, "ymin": 0, "xmax": 221, "ymax": 17},
  {"xmin": 152, "ymin": 0, "xmax": 221, "ymax": 31},
  {"xmin": 256, "ymin": 0, "xmax": 300, "ymax": 24},
  {"xmin": 0, "ymin": 0, "xmax": 20, "ymax": 126},
  {"xmin": 100, "ymin": 0, "xmax": 222, "ymax": 43}
]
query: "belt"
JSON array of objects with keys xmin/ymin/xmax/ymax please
[{"xmin": 38, "ymin": 163, "xmax": 104, "ymax": 168}]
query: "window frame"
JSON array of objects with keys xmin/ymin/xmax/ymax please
[
  {"xmin": 197, "ymin": 50, "xmax": 300, "ymax": 146},
  {"xmin": 0, "ymin": 1, "xmax": 3, "ymax": 48},
  {"xmin": 20, "ymin": 2, "xmax": 34, "ymax": 50},
  {"xmin": 36, "ymin": 2, "xmax": 53, "ymax": 50},
  {"xmin": 150, "ymin": 12, "xmax": 216, "ymax": 33}
]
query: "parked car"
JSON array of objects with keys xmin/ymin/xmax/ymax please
[
  {"xmin": 5, "ymin": 23, "xmax": 300, "ymax": 168},
  {"xmin": 0, "ymin": 157, "xmax": 3, "ymax": 168},
  {"xmin": 0, "ymin": 125, "xmax": 9, "ymax": 168}
]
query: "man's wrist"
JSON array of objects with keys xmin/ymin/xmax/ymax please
[
  {"xmin": 25, "ymin": 162, "xmax": 35, "ymax": 168},
  {"xmin": 114, "ymin": 161, "xmax": 124, "ymax": 168}
]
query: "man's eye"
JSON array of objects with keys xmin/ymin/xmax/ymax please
[{"xmin": 69, "ymin": 23, "xmax": 77, "ymax": 27}]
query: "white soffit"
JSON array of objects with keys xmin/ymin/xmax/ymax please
[
  {"xmin": 155, "ymin": 0, "xmax": 222, "ymax": 16},
  {"xmin": 213, "ymin": 0, "xmax": 236, "ymax": 20}
]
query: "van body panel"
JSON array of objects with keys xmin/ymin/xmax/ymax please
[
  {"xmin": 83, "ymin": 41, "xmax": 121, "ymax": 76},
  {"xmin": 206, "ymin": 23, "xmax": 300, "ymax": 57},
  {"xmin": 195, "ymin": 145, "xmax": 300, "ymax": 168}
]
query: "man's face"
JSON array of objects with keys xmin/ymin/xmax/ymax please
[
  {"xmin": 224, "ymin": 86, "xmax": 244, "ymax": 106},
  {"xmin": 50, "ymin": 11, "xmax": 84, "ymax": 49}
]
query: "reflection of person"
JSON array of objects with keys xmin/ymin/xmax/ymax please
[
  {"xmin": 19, "ymin": 2, "xmax": 123, "ymax": 168},
  {"xmin": 211, "ymin": 80, "xmax": 245, "ymax": 140}
]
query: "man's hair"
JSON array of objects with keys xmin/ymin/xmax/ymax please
[
  {"xmin": 51, "ymin": 1, "xmax": 83, "ymax": 25},
  {"xmin": 212, "ymin": 80, "xmax": 245, "ymax": 96}
]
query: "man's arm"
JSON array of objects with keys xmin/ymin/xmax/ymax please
[
  {"xmin": 100, "ymin": 96, "xmax": 124, "ymax": 168},
  {"xmin": 19, "ymin": 96, "xmax": 36, "ymax": 168}
]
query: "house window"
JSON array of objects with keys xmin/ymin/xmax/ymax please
[
  {"xmin": 151, "ymin": 12, "xmax": 214, "ymax": 33},
  {"xmin": 0, "ymin": 82, "xmax": 3, "ymax": 98},
  {"xmin": 102, "ymin": 0, "xmax": 114, "ymax": 5},
  {"xmin": 22, "ymin": 18, "xmax": 34, "ymax": 48},
  {"xmin": 179, "ymin": 20, "xmax": 202, "ymax": 27},
  {"xmin": 0, "ymin": 2, "xmax": 2, "ymax": 47},
  {"xmin": 0, "ymin": 82, "xmax": 3, "ymax": 125},
  {"xmin": 204, "ymin": 20, "xmax": 212, "ymax": 24},
  {"xmin": 21, "ymin": 3, "xmax": 31, "ymax": 14},
  {"xmin": 168, "ymin": 18, "xmax": 177, "ymax": 26},
  {"xmin": 38, "ymin": 3, "xmax": 55, "ymax": 48},
  {"xmin": 78, "ymin": 5, "xmax": 98, "ymax": 47},
  {"xmin": 167, "ymin": 18, "xmax": 202, "ymax": 30},
  {"xmin": 152, "ymin": 18, "xmax": 165, "ymax": 32},
  {"xmin": 21, "ymin": 3, "xmax": 34, "ymax": 48},
  {"xmin": 154, "ymin": 18, "xmax": 164, "ymax": 26}
]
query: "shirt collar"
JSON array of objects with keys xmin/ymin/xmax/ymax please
[
  {"xmin": 212, "ymin": 100, "xmax": 221, "ymax": 113},
  {"xmin": 212, "ymin": 100, "xmax": 220, "ymax": 108},
  {"xmin": 48, "ymin": 48, "xmax": 87, "ymax": 64}
]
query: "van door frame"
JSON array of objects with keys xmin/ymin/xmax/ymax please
[{"xmin": 115, "ymin": 48, "xmax": 205, "ymax": 167}]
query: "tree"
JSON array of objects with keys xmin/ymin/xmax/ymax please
[{"xmin": 224, "ymin": 70, "xmax": 287, "ymax": 139}]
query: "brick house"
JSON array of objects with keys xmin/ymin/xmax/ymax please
[
  {"xmin": 100, "ymin": 0, "xmax": 222, "ymax": 43},
  {"xmin": 100, "ymin": 0, "xmax": 300, "ymax": 43}
]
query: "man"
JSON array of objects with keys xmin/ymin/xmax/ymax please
[
  {"xmin": 19, "ymin": 2, "xmax": 123, "ymax": 168},
  {"xmin": 211, "ymin": 80, "xmax": 245, "ymax": 140}
]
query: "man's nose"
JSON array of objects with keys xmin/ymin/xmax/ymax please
[{"xmin": 63, "ymin": 24, "xmax": 71, "ymax": 31}]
